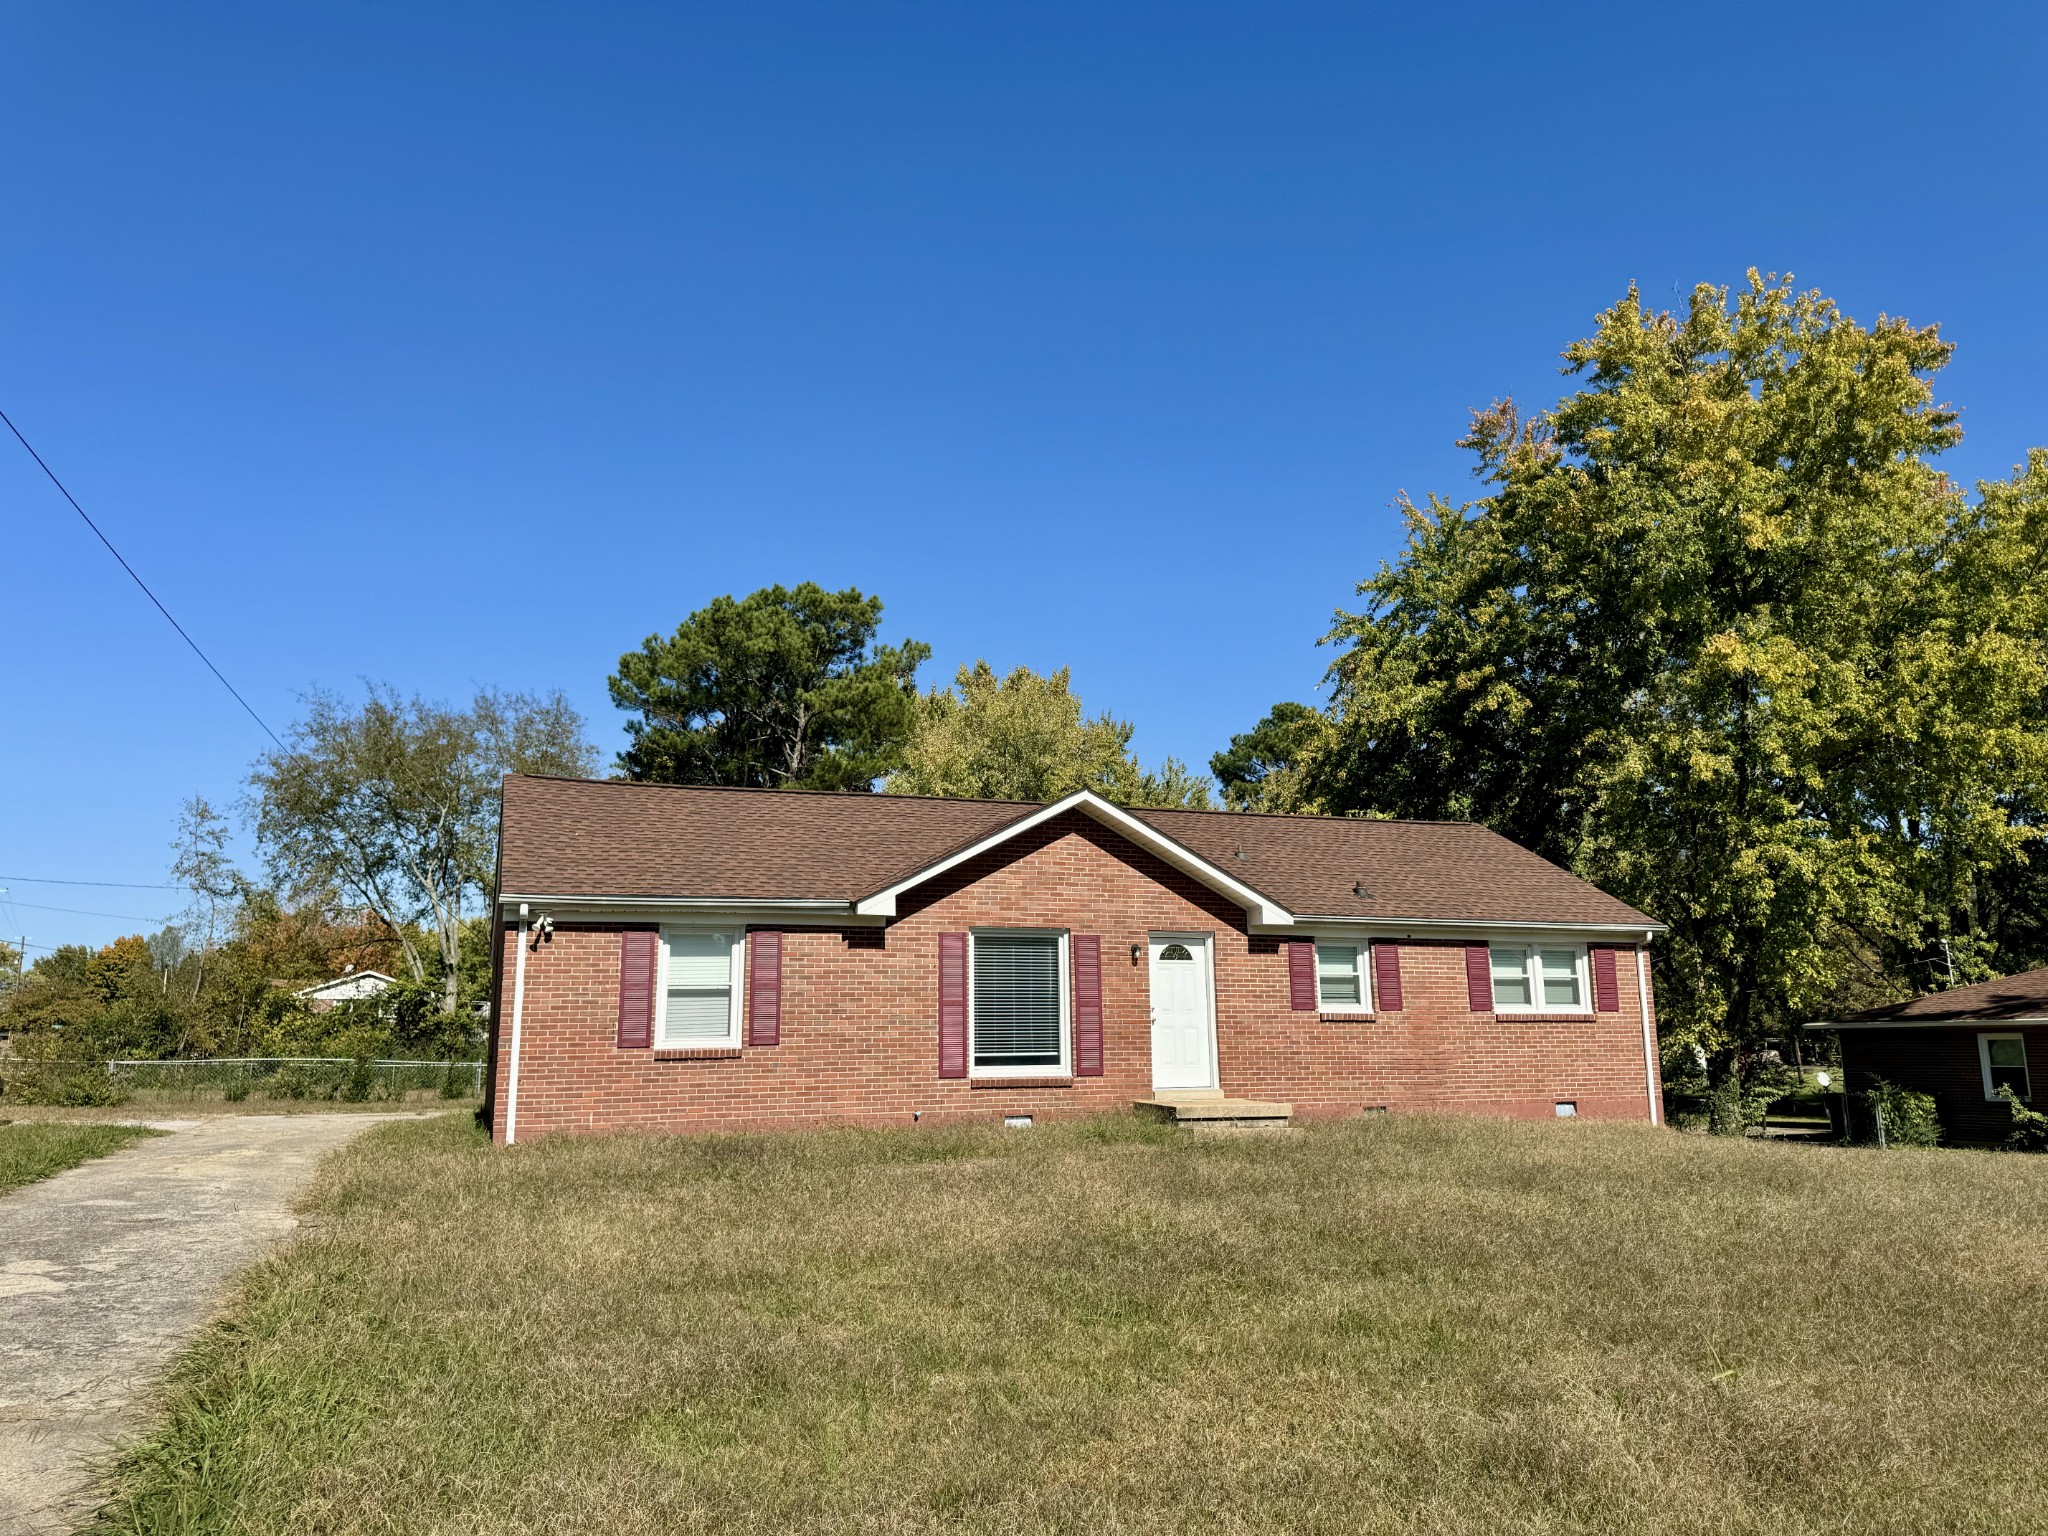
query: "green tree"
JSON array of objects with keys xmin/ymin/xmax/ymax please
[
  {"xmin": 611, "ymin": 584, "xmax": 930, "ymax": 789},
  {"xmin": 888, "ymin": 661, "xmax": 1212, "ymax": 808},
  {"xmin": 1932, "ymin": 449, "xmax": 2048, "ymax": 982},
  {"xmin": 1210, "ymin": 702, "xmax": 1325, "ymax": 811},
  {"xmin": 251, "ymin": 685, "xmax": 595, "ymax": 1013},
  {"xmin": 1, "ymin": 935, "xmax": 193, "ymax": 1062},
  {"xmin": 1251, "ymin": 274, "xmax": 2047, "ymax": 1107}
]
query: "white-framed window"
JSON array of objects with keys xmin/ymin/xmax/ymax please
[
  {"xmin": 1315, "ymin": 940, "xmax": 1371, "ymax": 1012},
  {"xmin": 1979, "ymin": 1033, "xmax": 2031, "ymax": 1101},
  {"xmin": 1489, "ymin": 943, "xmax": 1590, "ymax": 1013},
  {"xmin": 970, "ymin": 929, "xmax": 1069, "ymax": 1077},
  {"xmin": 658, "ymin": 927, "xmax": 745, "ymax": 1048}
]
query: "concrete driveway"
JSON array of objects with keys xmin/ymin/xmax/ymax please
[{"xmin": 0, "ymin": 1113, "xmax": 416, "ymax": 1535}]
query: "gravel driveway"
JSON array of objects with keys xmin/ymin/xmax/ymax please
[{"xmin": 0, "ymin": 1114, "xmax": 417, "ymax": 1535}]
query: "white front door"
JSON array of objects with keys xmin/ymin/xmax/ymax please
[{"xmin": 1149, "ymin": 934, "xmax": 1216, "ymax": 1091}]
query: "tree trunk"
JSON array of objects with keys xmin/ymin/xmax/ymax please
[
  {"xmin": 439, "ymin": 919, "xmax": 462, "ymax": 1016},
  {"xmin": 393, "ymin": 926, "xmax": 428, "ymax": 984},
  {"xmin": 1708, "ymin": 980, "xmax": 1755, "ymax": 1136},
  {"xmin": 428, "ymin": 882, "xmax": 463, "ymax": 1016}
]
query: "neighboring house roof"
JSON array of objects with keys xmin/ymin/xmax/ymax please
[
  {"xmin": 497, "ymin": 776, "xmax": 1661, "ymax": 933},
  {"xmin": 1809, "ymin": 966, "xmax": 2048, "ymax": 1029},
  {"xmin": 295, "ymin": 970, "xmax": 399, "ymax": 1002}
]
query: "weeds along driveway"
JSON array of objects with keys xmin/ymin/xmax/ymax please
[{"xmin": 0, "ymin": 1113, "xmax": 423, "ymax": 1536}]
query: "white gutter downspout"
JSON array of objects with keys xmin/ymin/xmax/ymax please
[
  {"xmin": 505, "ymin": 902, "xmax": 530, "ymax": 1146},
  {"xmin": 1636, "ymin": 943, "xmax": 1660, "ymax": 1126}
]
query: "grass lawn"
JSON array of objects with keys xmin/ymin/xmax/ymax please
[
  {"xmin": 0, "ymin": 1119, "xmax": 162, "ymax": 1194},
  {"xmin": 98, "ymin": 1113, "xmax": 2048, "ymax": 1535}
]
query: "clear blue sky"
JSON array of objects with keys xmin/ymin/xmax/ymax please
[{"xmin": 5, "ymin": 2, "xmax": 2045, "ymax": 956}]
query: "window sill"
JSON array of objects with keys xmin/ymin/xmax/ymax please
[
  {"xmin": 653, "ymin": 1047, "xmax": 743, "ymax": 1061},
  {"xmin": 969, "ymin": 1076, "xmax": 1074, "ymax": 1090},
  {"xmin": 1319, "ymin": 1011, "xmax": 1377, "ymax": 1022},
  {"xmin": 1488, "ymin": 1011, "xmax": 1599, "ymax": 1023}
]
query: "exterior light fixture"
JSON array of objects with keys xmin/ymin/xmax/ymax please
[{"xmin": 1130, "ymin": 944, "xmax": 1143, "ymax": 966}]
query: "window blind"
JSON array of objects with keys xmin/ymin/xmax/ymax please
[
  {"xmin": 1539, "ymin": 949, "xmax": 1581, "ymax": 1007},
  {"xmin": 1316, "ymin": 943, "xmax": 1361, "ymax": 1006},
  {"xmin": 973, "ymin": 932, "xmax": 1062, "ymax": 1067},
  {"xmin": 664, "ymin": 930, "xmax": 734, "ymax": 1043},
  {"xmin": 1490, "ymin": 947, "xmax": 1533, "ymax": 1007}
]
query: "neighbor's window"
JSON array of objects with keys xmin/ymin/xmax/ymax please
[
  {"xmin": 971, "ymin": 930, "xmax": 1068, "ymax": 1074},
  {"xmin": 1979, "ymin": 1034, "xmax": 2031, "ymax": 1101},
  {"xmin": 1316, "ymin": 941, "xmax": 1366, "ymax": 1010},
  {"xmin": 660, "ymin": 929, "xmax": 743, "ymax": 1047},
  {"xmin": 1490, "ymin": 944, "xmax": 1588, "ymax": 1012}
]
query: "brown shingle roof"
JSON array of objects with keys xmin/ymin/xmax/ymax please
[
  {"xmin": 1127, "ymin": 807, "xmax": 1655, "ymax": 927},
  {"xmin": 1826, "ymin": 967, "xmax": 2048, "ymax": 1026},
  {"xmin": 497, "ymin": 776, "xmax": 1660, "ymax": 929},
  {"xmin": 499, "ymin": 776, "xmax": 1033, "ymax": 903}
]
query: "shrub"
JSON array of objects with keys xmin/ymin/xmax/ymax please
[
  {"xmin": 265, "ymin": 1064, "xmax": 323, "ymax": 1101},
  {"xmin": 1997, "ymin": 1085, "xmax": 2048, "ymax": 1151},
  {"xmin": 1707, "ymin": 1063, "xmax": 1796, "ymax": 1136},
  {"xmin": 0, "ymin": 1063, "xmax": 130, "ymax": 1107},
  {"xmin": 1863, "ymin": 1079, "xmax": 1941, "ymax": 1147},
  {"xmin": 339, "ymin": 1055, "xmax": 377, "ymax": 1103}
]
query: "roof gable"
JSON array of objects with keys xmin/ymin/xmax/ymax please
[{"xmin": 852, "ymin": 791, "xmax": 1292, "ymax": 925}]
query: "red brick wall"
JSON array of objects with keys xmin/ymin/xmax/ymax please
[
  {"xmin": 1839, "ymin": 1026, "xmax": 2045, "ymax": 1145},
  {"xmin": 487, "ymin": 811, "xmax": 1661, "ymax": 1141}
]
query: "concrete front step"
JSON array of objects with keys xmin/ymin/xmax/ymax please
[{"xmin": 1134, "ymin": 1095, "xmax": 1294, "ymax": 1130}]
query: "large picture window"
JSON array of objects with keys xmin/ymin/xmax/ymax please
[
  {"xmin": 1489, "ymin": 944, "xmax": 1589, "ymax": 1013},
  {"xmin": 971, "ymin": 930, "xmax": 1068, "ymax": 1074},
  {"xmin": 659, "ymin": 928, "xmax": 743, "ymax": 1047}
]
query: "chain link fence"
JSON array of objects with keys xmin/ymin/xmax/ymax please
[{"xmin": 104, "ymin": 1057, "xmax": 484, "ymax": 1103}]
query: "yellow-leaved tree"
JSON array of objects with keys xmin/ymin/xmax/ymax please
[
  {"xmin": 1216, "ymin": 274, "xmax": 2048, "ymax": 1117},
  {"xmin": 889, "ymin": 662, "xmax": 1210, "ymax": 808}
]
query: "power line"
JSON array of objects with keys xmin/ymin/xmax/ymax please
[
  {"xmin": 0, "ymin": 897, "xmax": 179, "ymax": 922},
  {"xmin": 1, "ymin": 406, "xmax": 286, "ymax": 750},
  {"xmin": 0, "ymin": 874, "xmax": 183, "ymax": 889}
]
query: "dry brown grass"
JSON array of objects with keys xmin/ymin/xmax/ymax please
[{"xmin": 96, "ymin": 1112, "xmax": 2048, "ymax": 1535}]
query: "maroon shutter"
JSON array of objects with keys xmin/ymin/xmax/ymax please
[
  {"xmin": 1286, "ymin": 941, "xmax": 1317, "ymax": 1011},
  {"xmin": 1464, "ymin": 942, "xmax": 1492, "ymax": 1012},
  {"xmin": 617, "ymin": 930, "xmax": 656, "ymax": 1048},
  {"xmin": 1592, "ymin": 945, "xmax": 1620, "ymax": 1012},
  {"xmin": 748, "ymin": 931, "xmax": 783, "ymax": 1044},
  {"xmin": 1372, "ymin": 942, "xmax": 1403, "ymax": 1012},
  {"xmin": 938, "ymin": 932, "xmax": 968, "ymax": 1079},
  {"xmin": 1072, "ymin": 935, "xmax": 1103, "ymax": 1076}
]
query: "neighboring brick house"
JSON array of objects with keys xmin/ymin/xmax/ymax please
[
  {"xmin": 1811, "ymin": 967, "xmax": 2048, "ymax": 1144},
  {"xmin": 483, "ymin": 775, "xmax": 1668, "ymax": 1143}
]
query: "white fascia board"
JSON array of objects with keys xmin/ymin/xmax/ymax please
[
  {"xmin": 293, "ymin": 971, "xmax": 398, "ymax": 998},
  {"xmin": 1805, "ymin": 1016, "xmax": 2048, "ymax": 1031},
  {"xmin": 494, "ymin": 893, "xmax": 874, "ymax": 926},
  {"xmin": 853, "ymin": 790, "xmax": 1296, "ymax": 926},
  {"xmin": 1262, "ymin": 916, "xmax": 1664, "ymax": 944}
]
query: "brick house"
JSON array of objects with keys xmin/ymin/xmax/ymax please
[
  {"xmin": 483, "ymin": 775, "xmax": 1667, "ymax": 1143},
  {"xmin": 1811, "ymin": 967, "xmax": 2048, "ymax": 1144}
]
